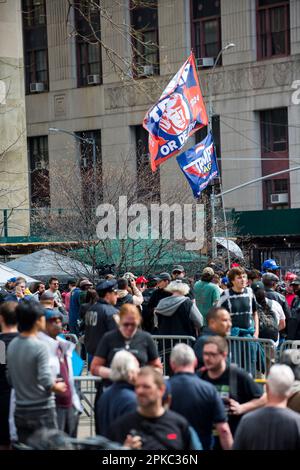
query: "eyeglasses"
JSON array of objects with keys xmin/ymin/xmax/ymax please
[
  {"xmin": 122, "ymin": 323, "xmax": 138, "ymax": 328},
  {"xmin": 203, "ymin": 351, "xmax": 221, "ymax": 357}
]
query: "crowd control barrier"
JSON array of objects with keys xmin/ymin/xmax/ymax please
[
  {"xmin": 152, "ymin": 335, "xmax": 196, "ymax": 375},
  {"xmin": 279, "ymin": 340, "xmax": 300, "ymax": 360},
  {"xmin": 227, "ymin": 336, "xmax": 276, "ymax": 378},
  {"xmin": 74, "ymin": 376, "xmax": 102, "ymax": 436}
]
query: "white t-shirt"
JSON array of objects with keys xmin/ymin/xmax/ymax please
[{"xmin": 266, "ymin": 298, "xmax": 285, "ymax": 326}]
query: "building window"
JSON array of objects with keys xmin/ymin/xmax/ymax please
[
  {"xmin": 260, "ymin": 108, "xmax": 289, "ymax": 209},
  {"xmin": 22, "ymin": 0, "xmax": 49, "ymax": 93},
  {"xmin": 131, "ymin": 0, "xmax": 159, "ymax": 78},
  {"xmin": 263, "ymin": 179, "xmax": 289, "ymax": 209},
  {"xmin": 195, "ymin": 115, "xmax": 221, "ymax": 175},
  {"xmin": 28, "ymin": 136, "xmax": 50, "ymax": 207},
  {"xmin": 73, "ymin": 1, "xmax": 102, "ymax": 87},
  {"xmin": 135, "ymin": 126, "xmax": 160, "ymax": 202},
  {"xmin": 257, "ymin": 0, "xmax": 290, "ymax": 59},
  {"xmin": 76, "ymin": 130, "xmax": 102, "ymax": 206},
  {"xmin": 191, "ymin": 0, "xmax": 221, "ymax": 63}
]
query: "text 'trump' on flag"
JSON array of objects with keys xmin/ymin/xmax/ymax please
[{"xmin": 176, "ymin": 132, "xmax": 219, "ymax": 198}]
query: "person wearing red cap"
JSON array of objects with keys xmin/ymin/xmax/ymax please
[
  {"xmin": 285, "ymin": 273, "xmax": 298, "ymax": 308},
  {"xmin": 136, "ymin": 276, "xmax": 148, "ymax": 293}
]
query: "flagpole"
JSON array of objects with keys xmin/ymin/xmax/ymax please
[{"xmin": 208, "ymin": 43, "xmax": 235, "ymax": 269}]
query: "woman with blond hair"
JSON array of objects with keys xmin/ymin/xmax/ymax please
[{"xmin": 90, "ymin": 304, "xmax": 162, "ymax": 381}]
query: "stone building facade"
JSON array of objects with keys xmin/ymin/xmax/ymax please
[{"xmin": 2, "ymin": 1, "xmax": 300, "ymax": 268}]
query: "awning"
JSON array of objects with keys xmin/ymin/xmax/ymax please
[{"xmin": 0, "ymin": 262, "xmax": 38, "ymax": 285}]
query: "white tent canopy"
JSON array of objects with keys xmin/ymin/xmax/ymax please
[
  {"xmin": 0, "ymin": 262, "xmax": 38, "ymax": 286},
  {"xmin": 215, "ymin": 237, "xmax": 244, "ymax": 259},
  {"xmin": 5, "ymin": 249, "xmax": 93, "ymax": 281}
]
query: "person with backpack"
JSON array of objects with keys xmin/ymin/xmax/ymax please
[
  {"xmin": 200, "ymin": 336, "xmax": 266, "ymax": 449},
  {"xmin": 251, "ymin": 281, "xmax": 284, "ymax": 345},
  {"xmin": 216, "ymin": 267, "xmax": 259, "ymax": 338}
]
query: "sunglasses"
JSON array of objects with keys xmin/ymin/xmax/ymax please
[
  {"xmin": 122, "ymin": 322, "xmax": 138, "ymax": 328},
  {"xmin": 48, "ymin": 317, "xmax": 62, "ymax": 323}
]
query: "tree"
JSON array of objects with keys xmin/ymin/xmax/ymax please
[
  {"xmin": 31, "ymin": 149, "xmax": 203, "ymax": 280},
  {"xmin": 66, "ymin": 0, "xmax": 161, "ymax": 87}
]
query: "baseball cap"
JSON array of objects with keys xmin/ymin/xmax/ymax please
[
  {"xmin": 96, "ymin": 279, "xmax": 118, "ymax": 294},
  {"xmin": 7, "ymin": 277, "xmax": 17, "ymax": 283},
  {"xmin": 221, "ymin": 276, "xmax": 229, "ymax": 285},
  {"xmin": 172, "ymin": 265, "xmax": 185, "ymax": 273},
  {"xmin": 202, "ymin": 267, "xmax": 214, "ymax": 276},
  {"xmin": 156, "ymin": 272, "xmax": 172, "ymax": 281},
  {"xmin": 262, "ymin": 259, "xmax": 280, "ymax": 271},
  {"xmin": 262, "ymin": 272, "xmax": 279, "ymax": 282},
  {"xmin": 136, "ymin": 276, "xmax": 148, "ymax": 284},
  {"xmin": 251, "ymin": 281, "xmax": 265, "ymax": 292},
  {"xmin": 44, "ymin": 308, "xmax": 63, "ymax": 321},
  {"xmin": 285, "ymin": 272, "xmax": 298, "ymax": 282},
  {"xmin": 123, "ymin": 272, "xmax": 137, "ymax": 281},
  {"xmin": 231, "ymin": 263, "xmax": 240, "ymax": 268},
  {"xmin": 80, "ymin": 279, "xmax": 93, "ymax": 288}
]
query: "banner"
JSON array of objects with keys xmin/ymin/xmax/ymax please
[
  {"xmin": 143, "ymin": 53, "xmax": 208, "ymax": 171},
  {"xmin": 176, "ymin": 132, "xmax": 219, "ymax": 198}
]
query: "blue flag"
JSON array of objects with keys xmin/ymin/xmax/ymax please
[{"xmin": 176, "ymin": 132, "xmax": 219, "ymax": 198}]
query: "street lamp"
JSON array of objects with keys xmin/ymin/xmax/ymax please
[
  {"xmin": 207, "ymin": 43, "xmax": 235, "ymax": 265},
  {"xmin": 208, "ymin": 42, "xmax": 235, "ymax": 130},
  {"xmin": 49, "ymin": 127, "xmax": 98, "ymax": 204}
]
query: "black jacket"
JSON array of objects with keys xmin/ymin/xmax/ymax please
[
  {"xmin": 155, "ymin": 296, "xmax": 196, "ymax": 337},
  {"xmin": 84, "ymin": 299, "xmax": 118, "ymax": 355}
]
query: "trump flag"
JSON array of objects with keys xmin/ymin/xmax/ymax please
[
  {"xmin": 176, "ymin": 132, "xmax": 219, "ymax": 198},
  {"xmin": 143, "ymin": 53, "xmax": 208, "ymax": 171}
]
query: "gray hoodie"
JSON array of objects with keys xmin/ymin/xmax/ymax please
[{"xmin": 155, "ymin": 296, "xmax": 203, "ymax": 329}]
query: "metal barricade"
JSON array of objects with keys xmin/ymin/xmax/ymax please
[
  {"xmin": 64, "ymin": 333, "xmax": 82, "ymax": 355},
  {"xmin": 279, "ymin": 340, "xmax": 300, "ymax": 360},
  {"xmin": 74, "ymin": 375, "xmax": 102, "ymax": 437},
  {"xmin": 227, "ymin": 336, "xmax": 276, "ymax": 378},
  {"xmin": 152, "ymin": 335, "xmax": 196, "ymax": 375}
]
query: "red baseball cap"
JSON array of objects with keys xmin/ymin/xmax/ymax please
[
  {"xmin": 136, "ymin": 276, "xmax": 148, "ymax": 284},
  {"xmin": 231, "ymin": 263, "xmax": 240, "ymax": 268}
]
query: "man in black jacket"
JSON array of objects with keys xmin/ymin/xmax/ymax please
[
  {"xmin": 84, "ymin": 280, "xmax": 119, "ymax": 358},
  {"xmin": 147, "ymin": 273, "xmax": 172, "ymax": 332},
  {"xmin": 262, "ymin": 272, "xmax": 290, "ymax": 320}
]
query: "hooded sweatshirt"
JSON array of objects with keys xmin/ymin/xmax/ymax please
[{"xmin": 155, "ymin": 296, "xmax": 203, "ymax": 336}]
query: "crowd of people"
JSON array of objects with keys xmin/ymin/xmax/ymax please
[{"xmin": 0, "ymin": 259, "xmax": 300, "ymax": 450}]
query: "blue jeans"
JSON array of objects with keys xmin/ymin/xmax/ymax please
[{"xmin": 15, "ymin": 407, "xmax": 57, "ymax": 445}]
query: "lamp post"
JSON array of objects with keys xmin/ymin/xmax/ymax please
[
  {"xmin": 49, "ymin": 127, "xmax": 97, "ymax": 205},
  {"xmin": 207, "ymin": 43, "xmax": 235, "ymax": 265}
]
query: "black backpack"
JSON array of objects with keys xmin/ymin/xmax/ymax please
[{"xmin": 257, "ymin": 301, "xmax": 279, "ymax": 342}]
